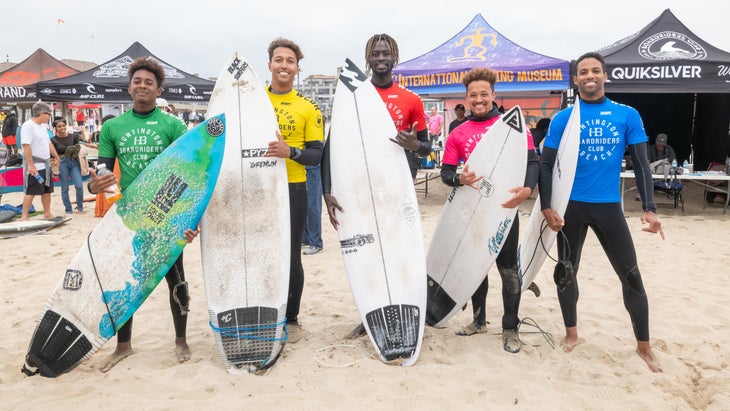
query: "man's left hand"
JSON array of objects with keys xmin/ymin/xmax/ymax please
[
  {"xmin": 264, "ymin": 131, "xmax": 290, "ymax": 158},
  {"xmin": 641, "ymin": 211, "xmax": 665, "ymax": 240},
  {"xmin": 389, "ymin": 123, "xmax": 421, "ymax": 152}
]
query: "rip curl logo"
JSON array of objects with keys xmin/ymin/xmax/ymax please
[
  {"xmin": 447, "ymin": 28, "xmax": 497, "ymax": 63},
  {"xmin": 83, "ymin": 83, "xmax": 96, "ymax": 94},
  {"xmin": 579, "ymin": 118, "xmax": 622, "ymax": 162},
  {"xmin": 638, "ymin": 31, "xmax": 707, "ymax": 61},
  {"xmin": 187, "ymin": 84, "xmax": 198, "ymax": 95}
]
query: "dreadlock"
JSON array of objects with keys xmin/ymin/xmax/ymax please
[{"xmin": 365, "ymin": 34, "xmax": 399, "ymax": 73}]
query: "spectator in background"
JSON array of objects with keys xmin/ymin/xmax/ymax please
[
  {"xmin": 448, "ymin": 103, "xmax": 468, "ymax": 134},
  {"xmin": 2, "ymin": 110, "xmax": 19, "ymax": 157},
  {"xmin": 51, "ymin": 118, "xmax": 85, "ymax": 214},
  {"xmin": 427, "ymin": 106, "xmax": 443, "ymax": 145},
  {"xmin": 648, "ymin": 133, "xmax": 676, "ymax": 164},
  {"xmin": 20, "ymin": 102, "xmax": 61, "ymax": 221}
]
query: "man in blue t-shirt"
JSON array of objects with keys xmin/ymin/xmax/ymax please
[{"xmin": 539, "ymin": 52, "xmax": 664, "ymax": 373}]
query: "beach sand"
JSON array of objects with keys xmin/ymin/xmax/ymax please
[{"xmin": 1, "ymin": 180, "xmax": 728, "ymax": 410}]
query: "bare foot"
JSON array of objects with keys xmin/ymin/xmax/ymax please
[
  {"xmin": 636, "ymin": 341, "xmax": 663, "ymax": 373},
  {"xmin": 175, "ymin": 339, "xmax": 191, "ymax": 363},
  {"xmin": 43, "ymin": 214, "xmax": 57, "ymax": 220},
  {"xmin": 560, "ymin": 337, "xmax": 581, "ymax": 353},
  {"xmin": 561, "ymin": 326, "xmax": 581, "ymax": 352},
  {"xmin": 100, "ymin": 347, "xmax": 134, "ymax": 373}
]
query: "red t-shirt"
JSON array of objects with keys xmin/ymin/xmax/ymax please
[{"xmin": 373, "ymin": 82, "xmax": 427, "ymax": 133}]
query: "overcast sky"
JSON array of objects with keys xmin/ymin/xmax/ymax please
[{"xmin": 3, "ymin": 0, "xmax": 729, "ymax": 80}]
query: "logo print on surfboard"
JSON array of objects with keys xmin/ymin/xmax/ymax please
[
  {"xmin": 227, "ymin": 57, "xmax": 249, "ymax": 81},
  {"xmin": 340, "ymin": 234, "xmax": 375, "ymax": 254},
  {"xmin": 399, "ymin": 196, "xmax": 418, "ymax": 226},
  {"xmin": 502, "ymin": 106, "xmax": 523, "ymax": 133},
  {"xmin": 477, "ymin": 178, "xmax": 495, "ymax": 197},
  {"xmin": 488, "ymin": 217, "xmax": 512, "ymax": 255},
  {"xmin": 63, "ymin": 269, "xmax": 83, "ymax": 290},
  {"xmin": 144, "ymin": 175, "xmax": 188, "ymax": 225},
  {"xmin": 339, "ymin": 58, "xmax": 367, "ymax": 92},
  {"xmin": 206, "ymin": 117, "xmax": 225, "ymax": 137}
]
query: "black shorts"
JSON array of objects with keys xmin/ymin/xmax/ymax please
[{"xmin": 25, "ymin": 172, "xmax": 54, "ymax": 195}]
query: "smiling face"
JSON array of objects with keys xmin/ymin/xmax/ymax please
[
  {"xmin": 574, "ymin": 57, "xmax": 607, "ymax": 101},
  {"xmin": 54, "ymin": 120, "xmax": 68, "ymax": 137},
  {"xmin": 465, "ymin": 80, "xmax": 496, "ymax": 118},
  {"xmin": 128, "ymin": 68, "xmax": 161, "ymax": 110},
  {"xmin": 367, "ymin": 40, "xmax": 395, "ymax": 78},
  {"xmin": 268, "ymin": 46, "xmax": 299, "ymax": 92}
]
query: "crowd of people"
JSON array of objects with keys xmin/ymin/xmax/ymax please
[{"xmin": 5, "ymin": 38, "xmax": 668, "ymax": 374}]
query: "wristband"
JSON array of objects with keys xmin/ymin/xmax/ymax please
[
  {"xmin": 87, "ymin": 181, "xmax": 96, "ymax": 194},
  {"xmin": 289, "ymin": 147, "xmax": 302, "ymax": 160}
]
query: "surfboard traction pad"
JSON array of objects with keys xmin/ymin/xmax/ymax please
[
  {"xmin": 365, "ymin": 304, "xmax": 420, "ymax": 362},
  {"xmin": 424, "ymin": 274, "xmax": 457, "ymax": 326},
  {"xmin": 213, "ymin": 305, "xmax": 285, "ymax": 372},
  {"xmin": 23, "ymin": 309, "xmax": 93, "ymax": 377}
]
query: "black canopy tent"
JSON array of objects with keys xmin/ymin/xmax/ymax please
[
  {"xmin": 595, "ymin": 9, "xmax": 730, "ymax": 170},
  {"xmin": 36, "ymin": 42, "xmax": 214, "ymax": 103}
]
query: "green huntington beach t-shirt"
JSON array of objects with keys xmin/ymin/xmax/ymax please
[{"xmin": 98, "ymin": 108, "xmax": 188, "ymax": 191}]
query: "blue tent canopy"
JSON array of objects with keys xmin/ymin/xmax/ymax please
[{"xmin": 393, "ymin": 14, "xmax": 570, "ymax": 96}]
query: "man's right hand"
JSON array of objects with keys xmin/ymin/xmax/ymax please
[
  {"xmin": 323, "ymin": 193, "xmax": 343, "ymax": 230},
  {"xmin": 541, "ymin": 207, "xmax": 564, "ymax": 232},
  {"xmin": 88, "ymin": 168, "xmax": 118, "ymax": 194}
]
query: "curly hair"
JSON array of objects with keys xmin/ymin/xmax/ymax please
[
  {"xmin": 365, "ymin": 34, "xmax": 399, "ymax": 72},
  {"xmin": 128, "ymin": 57, "xmax": 165, "ymax": 88},
  {"xmin": 461, "ymin": 67, "xmax": 497, "ymax": 90},
  {"xmin": 267, "ymin": 37, "xmax": 304, "ymax": 62}
]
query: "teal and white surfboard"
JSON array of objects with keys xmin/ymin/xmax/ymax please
[{"xmin": 23, "ymin": 114, "xmax": 226, "ymax": 378}]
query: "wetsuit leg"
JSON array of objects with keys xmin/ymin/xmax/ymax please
[
  {"xmin": 286, "ymin": 182, "xmax": 308, "ymax": 323},
  {"xmin": 164, "ymin": 253, "xmax": 187, "ymax": 339},
  {"xmin": 556, "ymin": 201, "xmax": 591, "ymax": 328},
  {"xmin": 588, "ymin": 203, "xmax": 649, "ymax": 341},
  {"xmin": 495, "ymin": 214, "xmax": 521, "ymax": 330},
  {"xmin": 117, "ymin": 316, "xmax": 133, "ymax": 343},
  {"xmin": 470, "ymin": 276, "xmax": 488, "ymax": 326}
]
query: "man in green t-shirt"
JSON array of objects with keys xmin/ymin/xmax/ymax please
[{"xmin": 89, "ymin": 57, "xmax": 198, "ymax": 373}]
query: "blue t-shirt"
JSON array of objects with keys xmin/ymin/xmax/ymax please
[{"xmin": 545, "ymin": 98, "xmax": 647, "ymax": 203}]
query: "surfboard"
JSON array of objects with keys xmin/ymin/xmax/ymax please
[
  {"xmin": 329, "ymin": 58, "xmax": 426, "ymax": 366},
  {"xmin": 0, "ymin": 215, "xmax": 71, "ymax": 238},
  {"xmin": 0, "ymin": 209, "xmax": 17, "ymax": 223},
  {"xmin": 200, "ymin": 53, "xmax": 290, "ymax": 374},
  {"xmin": 517, "ymin": 101, "xmax": 581, "ymax": 291},
  {"xmin": 426, "ymin": 107, "xmax": 528, "ymax": 327},
  {"xmin": 22, "ymin": 115, "xmax": 226, "ymax": 377}
]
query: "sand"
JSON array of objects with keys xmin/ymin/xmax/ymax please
[{"xmin": 1, "ymin": 179, "xmax": 728, "ymax": 410}]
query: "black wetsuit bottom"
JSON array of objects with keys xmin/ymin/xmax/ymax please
[
  {"xmin": 470, "ymin": 213, "xmax": 522, "ymax": 330},
  {"xmin": 117, "ymin": 253, "xmax": 188, "ymax": 343},
  {"xmin": 557, "ymin": 201, "xmax": 650, "ymax": 342},
  {"xmin": 286, "ymin": 182, "xmax": 308, "ymax": 323}
]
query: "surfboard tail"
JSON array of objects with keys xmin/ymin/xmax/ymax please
[
  {"xmin": 210, "ymin": 305, "xmax": 286, "ymax": 374},
  {"xmin": 425, "ymin": 275, "xmax": 458, "ymax": 326},
  {"xmin": 366, "ymin": 304, "xmax": 421, "ymax": 364},
  {"xmin": 22, "ymin": 310, "xmax": 93, "ymax": 378}
]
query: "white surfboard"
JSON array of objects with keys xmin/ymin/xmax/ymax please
[
  {"xmin": 329, "ymin": 59, "xmax": 426, "ymax": 366},
  {"xmin": 0, "ymin": 215, "xmax": 70, "ymax": 238},
  {"xmin": 201, "ymin": 53, "xmax": 290, "ymax": 374},
  {"xmin": 426, "ymin": 107, "xmax": 528, "ymax": 327},
  {"xmin": 517, "ymin": 101, "xmax": 581, "ymax": 291},
  {"xmin": 23, "ymin": 116, "xmax": 226, "ymax": 377}
]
